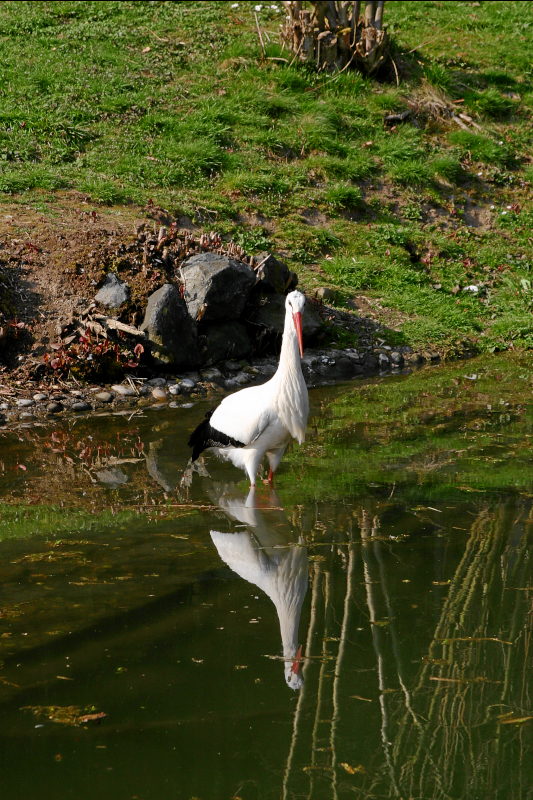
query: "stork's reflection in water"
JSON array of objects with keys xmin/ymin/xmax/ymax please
[{"xmin": 210, "ymin": 485, "xmax": 308, "ymax": 690}]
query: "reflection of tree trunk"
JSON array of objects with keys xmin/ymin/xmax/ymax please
[
  {"xmin": 359, "ymin": 509, "xmax": 401, "ymax": 796},
  {"xmin": 390, "ymin": 503, "xmax": 531, "ymax": 800},
  {"xmin": 309, "ymin": 568, "xmax": 334, "ymax": 793},
  {"xmin": 284, "ymin": 499, "xmax": 530, "ymax": 800},
  {"xmin": 281, "ymin": 1, "xmax": 389, "ymax": 74},
  {"xmin": 331, "ymin": 523, "xmax": 357, "ymax": 798}
]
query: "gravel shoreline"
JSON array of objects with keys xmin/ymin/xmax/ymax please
[{"xmin": 0, "ymin": 344, "xmax": 432, "ymax": 427}]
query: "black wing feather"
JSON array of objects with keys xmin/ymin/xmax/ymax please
[{"xmin": 188, "ymin": 410, "xmax": 246, "ymax": 461}]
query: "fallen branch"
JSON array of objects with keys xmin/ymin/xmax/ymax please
[{"xmin": 91, "ymin": 315, "xmax": 147, "ymax": 339}]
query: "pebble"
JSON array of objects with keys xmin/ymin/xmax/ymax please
[
  {"xmin": 390, "ymin": 351, "xmax": 403, "ymax": 366},
  {"xmin": 70, "ymin": 390, "xmax": 84, "ymax": 397},
  {"xmin": 47, "ymin": 402, "xmax": 64, "ymax": 414},
  {"xmin": 315, "ymin": 286, "xmax": 337, "ymax": 302},
  {"xmin": 19, "ymin": 412, "xmax": 34, "ymax": 420},
  {"xmin": 33, "ymin": 393, "xmax": 48, "ymax": 402},
  {"xmin": 200, "ymin": 367, "xmax": 223, "ymax": 381},
  {"xmin": 179, "ymin": 378, "xmax": 196, "ymax": 392},
  {"xmin": 72, "ymin": 401, "xmax": 91, "ymax": 412},
  {"xmin": 95, "ymin": 391, "xmax": 113, "ymax": 403},
  {"xmin": 378, "ymin": 353, "xmax": 390, "ymax": 368},
  {"xmin": 152, "ymin": 387, "xmax": 167, "ymax": 401},
  {"xmin": 147, "ymin": 377, "xmax": 166, "ymax": 387},
  {"xmin": 225, "ymin": 373, "xmax": 251, "ymax": 389},
  {"xmin": 111, "ymin": 383, "xmax": 136, "ymax": 397},
  {"xmin": 168, "ymin": 384, "xmax": 181, "ymax": 395},
  {"xmin": 16, "ymin": 398, "xmax": 34, "ymax": 408},
  {"xmin": 0, "ymin": 403, "xmax": 8, "ymax": 411}
]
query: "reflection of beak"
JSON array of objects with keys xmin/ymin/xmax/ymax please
[
  {"xmin": 291, "ymin": 644, "xmax": 303, "ymax": 675},
  {"xmin": 292, "ymin": 312, "xmax": 304, "ymax": 357}
]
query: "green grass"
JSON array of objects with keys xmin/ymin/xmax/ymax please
[{"xmin": 0, "ymin": 0, "xmax": 531, "ymax": 355}]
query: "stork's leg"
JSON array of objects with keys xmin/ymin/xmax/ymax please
[{"xmin": 266, "ymin": 445, "xmax": 287, "ymax": 486}]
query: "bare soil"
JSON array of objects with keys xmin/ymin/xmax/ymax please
[{"xmin": 0, "ymin": 195, "xmax": 149, "ymax": 378}]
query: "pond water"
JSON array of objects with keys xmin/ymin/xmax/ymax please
[{"xmin": 0, "ymin": 354, "xmax": 531, "ymax": 800}]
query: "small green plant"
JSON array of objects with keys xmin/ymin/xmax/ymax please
[
  {"xmin": 79, "ymin": 178, "xmax": 132, "ymax": 205},
  {"xmin": 323, "ymin": 183, "xmax": 364, "ymax": 211},
  {"xmin": 431, "ymin": 156, "xmax": 464, "ymax": 184},
  {"xmin": 403, "ymin": 203, "xmax": 424, "ymax": 221},
  {"xmin": 469, "ymin": 88, "xmax": 517, "ymax": 119},
  {"xmin": 231, "ymin": 228, "xmax": 272, "ymax": 253},
  {"xmin": 448, "ymin": 131, "xmax": 517, "ymax": 168},
  {"xmin": 424, "ymin": 62, "xmax": 453, "ymax": 91},
  {"xmin": 389, "ymin": 160, "xmax": 432, "ymax": 187}
]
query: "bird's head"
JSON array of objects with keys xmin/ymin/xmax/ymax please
[
  {"xmin": 284, "ymin": 644, "xmax": 304, "ymax": 691},
  {"xmin": 286, "ymin": 291, "xmax": 306, "ymax": 357}
]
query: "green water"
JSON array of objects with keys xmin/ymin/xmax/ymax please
[{"xmin": 0, "ymin": 354, "xmax": 531, "ymax": 800}]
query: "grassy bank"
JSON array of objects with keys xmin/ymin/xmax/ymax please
[{"xmin": 0, "ymin": 1, "xmax": 531, "ymax": 355}]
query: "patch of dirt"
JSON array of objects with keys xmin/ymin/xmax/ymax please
[
  {"xmin": 0, "ymin": 194, "xmax": 147, "ymax": 376},
  {"xmin": 348, "ymin": 294, "xmax": 413, "ymax": 332},
  {"xmin": 462, "ymin": 199, "xmax": 494, "ymax": 229}
]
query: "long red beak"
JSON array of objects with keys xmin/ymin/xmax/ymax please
[
  {"xmin": 292, "ymin": 312, "xmax": 304, "ymax": 357},
  {"xmin": 291, "ymin": 645, "xmax": 303, "ymax": 675}
]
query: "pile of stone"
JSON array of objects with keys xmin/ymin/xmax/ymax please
[{"xmin": 88, "ymin": 247, "xmax": 323, "ymax": 371}]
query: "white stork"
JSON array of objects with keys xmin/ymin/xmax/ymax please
[
  {"xmin": 188, "ymin": 290, "xmax": 309, "ymax": 486},
  {"xmin": 209, "ymin": 485, "xmax": 308, "ymax": 690}
]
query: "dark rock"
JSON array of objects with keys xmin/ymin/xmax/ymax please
[
  {"xmin": 363, "ymin": 353, "xmax": 379, "ymax": 371},
  {"xmin": 140, "ymin": 283, "xmax": 199, "ymax": 368},
  {"xmin": 95, "ymin": 273, "xmax": 130, "ymax": 308},
  {"xmin": 47, "ymin": 401, "xmax": 64, "ymax": 414},
  {"xmin": 180, "ymin": 252, "xmax": 256, "ymax": 322},
  {"xmin": 315, "ymin": 286, "xmax": 337, "ymax": 303},
  {"xmin": 247, "ymin": 294, "xmax": 323, "ymax": 340},
  {"xmin": 335, "ymin": 355, "xmax": 359, "ymax": 377},
  {"xmin": 72, "ymin": 401, "xmax": 91, "ymax": 412},
  {"xmin": 254, "ymin": 253, "xmax": 297, "ymax": 294},
  {"xmin": 198, "ymin": 322, "xmax": 252, "ymax": 365}
]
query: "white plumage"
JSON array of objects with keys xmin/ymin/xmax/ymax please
[
  {"xmin": 210, "ymin": 485, "xmax": 308, "ymax": 690},
  {"xmin": 188, "ymin": 290, "xmax": 309, "ymax": 486}
]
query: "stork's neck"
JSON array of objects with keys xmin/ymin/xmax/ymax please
[
  {"xmin": 275, "ymin": 306, "xmax": 303, "ymax": 383},
  {"xmin": 279, "ymin": 604, "xmax": 300, "ymax": 662}
]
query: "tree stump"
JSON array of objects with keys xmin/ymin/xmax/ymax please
[{"xmin": 281, "ymin": 1, "xmax": 388, "ymax": 75}]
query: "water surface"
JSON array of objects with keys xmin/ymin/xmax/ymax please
[{"xmin": 0, "ymin": 354, "xmax": 531, "ymax": 800}]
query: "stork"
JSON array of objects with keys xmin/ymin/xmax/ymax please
[
  {"xmin": 188, "ymin": 290, "xmax": 309, "ymax": 486},
  {"xmin": 210, "ymin": 485, "xmax": 308, "ymax": 690}
]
